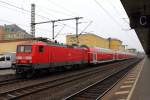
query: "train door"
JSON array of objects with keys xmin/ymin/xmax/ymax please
[
  {"xmin": 116, "ymin": 52, "xmax": 119, "ymax": 60},
  {"xmin": 36, "ymin": 45, "xmax": 48, "ymax": 63},
  {"xmin": 113, "ymin": 52, "xmax": 115, "ymax": 60},
  {"xmin": 93, "ymin": 53, "xmax": 97, "ymax": 64}
]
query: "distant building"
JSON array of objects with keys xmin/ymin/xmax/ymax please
[
  {"xmin": 0, "ymin": 25, "xmax": 5, "ymax": 40},
  {"xmin": 127, "ymin": 48, "xmax": 137, "ymax": 53},
  {"xmin": 120, "ymin": 45, "xmax": 126, "ymax": 51},
  {"xmin": 0, "ymin": 39, "xmax": 35, "ymax": 54},
  {"xmin": 67, "ymin": 33, "xmax": 109, "ymax": 48},
  {"xmin": 4, "ymin": 32, "xmax": 33, "ymax": 40},
  {"xmin": 66, "ymin": 33, "xmax": 123, "ymax": 50},
  {"xmin": 4, "ymin": 24, "xmax": 26, "ymax": 33},
  {"xmin": 108, "ymin": 38, "xmax": 122, "ymax": 50},
  {"xmin": 0, "ymin": 24, "xmax": 33, "ymax": 40}
]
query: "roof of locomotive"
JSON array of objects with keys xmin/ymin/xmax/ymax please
[
  {"xmin": 18, "ymin": 41, "xmax": 88, "ymax": 50},
  {"xmin": 32, "ymin": 41, "xmax": 48, "ymax": 46},
  {"xmin": 17, "ymin": 41, "xmax": 48, "ymax": 47}
]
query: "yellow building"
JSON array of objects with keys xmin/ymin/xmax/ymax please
[
  {"xmin": 0, "ymin": 39, "xmax": 34, "ymax": 54},
  {"xmin": 66, "ymin": 33, "xmax": 109, "ymax": 48},
  {"xmin": 66, "ymin": 33, "xmax": 123, "ymax": 50},
  {"xmin": 108, "ymin": 38, "xmax": 122, "ymax": 50}
]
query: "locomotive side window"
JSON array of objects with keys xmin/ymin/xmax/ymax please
[{"xmin": 39, "ymin": 46, "xmax": 44, "ymax": 52}]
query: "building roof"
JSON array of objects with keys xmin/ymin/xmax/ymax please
[
  {"xmin": 107, "ymin": 38, "xmax": 122, "ymax": 42},
  {"xmin": 67, "ymin": 33, "xmax": 122, "ymax": 42},
  {"xmin": 0, "ymin": 24, "xmax": 33, "ymax": 40},
  {"xmin": 4, "ymin": 24, "xmax": 27, "ymax": 33},
  {"xmin": 67, "ymin": 33, "xmax": 107, "ymax": 40}
]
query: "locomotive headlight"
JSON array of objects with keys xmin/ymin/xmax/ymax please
[
  {"xmin": 25, "ymin": 56, "xmax": 32, "ymax": 60},
  {"xmin": 16, "ymin": 56, "xmax": 22, "ymax": 60}
]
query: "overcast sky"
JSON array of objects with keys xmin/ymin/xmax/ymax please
[{"xmin": 0, "ymin": 0, "xmax": 144, "ymax": 51}]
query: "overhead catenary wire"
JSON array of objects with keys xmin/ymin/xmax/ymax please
[
  {"xmin": 107, "ymin": 0, "xmax": 130, "ymax": 26},
  {"xmin": 0, "ymin": 19, "xmax": 52, "ymax": 34},
  {"xmin": 79, "ymin": 21, "xmax": 93, "ymax": 35},
  {"xmin": 47, "ymin": 0, "xmax": 95, "ymax": 27},
  {"xmin": 21, "ymin": 0, "xmax": 26, "ymax": 9},
  {"xmin": 94, "ymin": 0, "xmax": 124, "ymax": 29},
  {"xmin": 54, "ymin": 24, "xmax": 66, "ymax": 39},
  {"xmin": 106, "ymin": 0, "xmax": 139, "ymax": 45},
  {"xmin": 36, "ymin": 4, "xmax": 75, "ymax": 17},
  {"xmin": 108, "ymin": 0, "xmax": 123, "ymax": 17},
  {"xmin": 47, "ymin": 0, "xmax": 80, "ymax": 17},
  {"xmin": 105, "ymin": 1, "xmax": 132, "ymax": 29},
  {"xmin": 107, "ymin": 0, "xmax": 131, "ymax": 27},
  {"xmin": 0, "ymin": 0, "xmax": 50, "ymax": 20},
  {"xmin": 34, "ymin": 17, "xmax": 83, "ymax": 40},
  {"xmin": 94, "ymin": 0, "xmax": 139, "ymax": 48},
  {"xmin": 0, "ymin": 0, "xmax": 82, "ymax": 34},
  {"xmin": 0, "ymin": 0, "xmax": 77, "ymax": 29}
]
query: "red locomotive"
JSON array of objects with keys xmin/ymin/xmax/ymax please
[{"xmin": 16, "ymin": 41, "xmax": 136, "ymax": 78}]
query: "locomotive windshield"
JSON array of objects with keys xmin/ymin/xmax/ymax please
[{"xmin": 17, "ymin": 45, "xmax": 32, "ymax": 53}]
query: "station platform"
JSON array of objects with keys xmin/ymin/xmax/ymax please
[
  {"xmin": 101, "ymin": 57, "xmax": 148, "ymax": 100},
  {"xmin": 131, "ymin": 56, "xmax": 150, "ymax": 100},
  {"xmin": 0, "ymin": 69, "xmax": 15, "ymax": 75}
]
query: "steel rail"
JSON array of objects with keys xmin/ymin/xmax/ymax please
[{"xmin": 64, "ymin": 59, "xmax": 140, "ymax": 100}]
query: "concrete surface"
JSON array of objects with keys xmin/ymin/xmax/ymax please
[
  {"xmin": 0, "ymin": 69, "xmax": 15, "ymax": 75},
  {"xmin": 131, "ymin": 56, "xmax": 150, "ymax": 100},
  {"xmin": 101, "ymin": 58, "xmax": 144, "ymax": 100}
]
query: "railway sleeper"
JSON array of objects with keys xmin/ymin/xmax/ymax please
[
  {"xmin": 5, "ymin": 93, "xmax": 17, "ymax": 99},
  {"xmin": 76, "ymin": 94, "xmax": 98, "ymax": 99}
]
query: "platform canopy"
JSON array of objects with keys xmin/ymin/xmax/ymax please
[{"xmin": 120, "ymin": 0, "xmax": 150, "ymax": 56}]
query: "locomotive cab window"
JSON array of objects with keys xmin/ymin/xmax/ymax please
[
  {"xmin": 17, "ymin": 45, "xmax": 32, "ymax": 52},
  {"xmin": 38, "ymin": 46, "xmax": 44, "ymax": 52}
]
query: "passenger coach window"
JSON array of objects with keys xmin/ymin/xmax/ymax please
[{"xmin": 39, "ymin": 46, "xmax": 44, "ymax": 52}]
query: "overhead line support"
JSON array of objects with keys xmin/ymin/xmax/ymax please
[
  {"xmin": 31, "ymin": 3, "xmax": 35, "ymax": 38},
  {"xmin": 33, "ymin": 17, "xmax": 83, "ymax": 42}
]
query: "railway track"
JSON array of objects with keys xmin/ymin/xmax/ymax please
[
  {"xmin": 0, "ymin": 58, "xmax": 140, "ymax": 100},
  {"xmin": 0, "ymin": 78, "xmax": 25, "ymax": 86},
  {"xmin": 64, "ymin": 59, "xmax": 140, "ymax": 100},
  {"xmin": 0, "ymin": 75, "xmax": 18, "ymax": 86},
  {"xmin": 0, "ymin": 59, "xmax": 121, "ymax": 87},
  {"xmin": 0, "ymin": 64, "xmax": 119, "ymax": 99}
]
